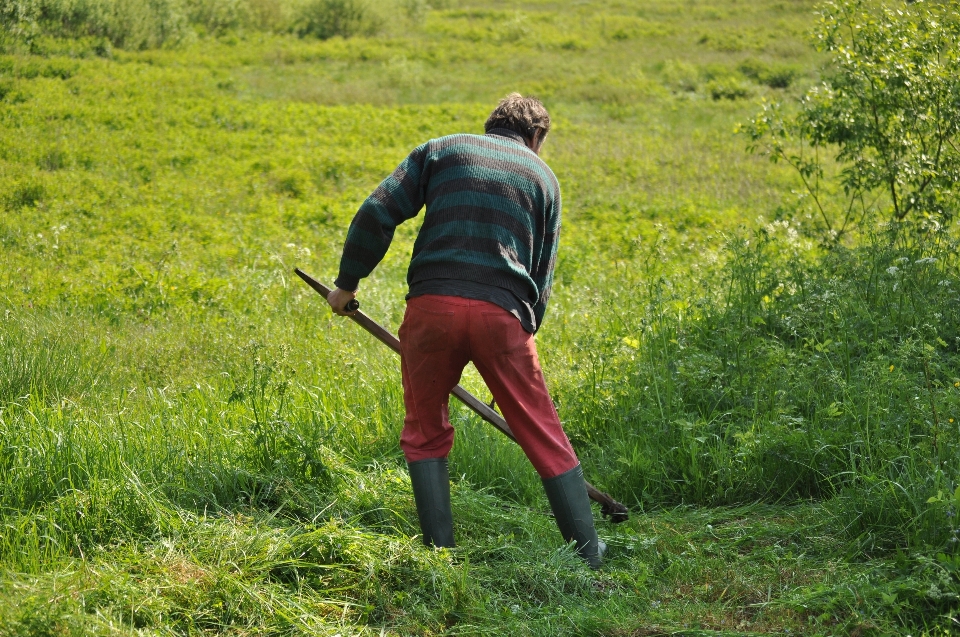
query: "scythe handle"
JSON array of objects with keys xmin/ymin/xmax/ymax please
[{"xmin": 294, "ymin": 268, "xmax": 629, "ymax": 523}]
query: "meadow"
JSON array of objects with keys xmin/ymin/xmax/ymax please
[{"xmin": 2, "ymin": 0, "xmax": 960, "ymax": 634}]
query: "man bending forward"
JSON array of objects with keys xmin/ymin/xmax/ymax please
[{"xmin": 327, "ymin": 93, "xmax": 603, "ymax": 568}]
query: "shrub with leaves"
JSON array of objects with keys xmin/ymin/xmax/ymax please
[
  {"xmin": 294, "ymin": 0, "xmax": 377, "ymax": 40},
  {"xmin": 745, "ymin": 0, "xmax": 960, "ymax": 241},
  {"xmin": 0, "ymin": 0, "xmax": 193, "ymax": 49}
]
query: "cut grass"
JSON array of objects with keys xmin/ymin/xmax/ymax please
[{"xmin": 0, "ymin": 473, "xmax": 914, "ymax": 636}]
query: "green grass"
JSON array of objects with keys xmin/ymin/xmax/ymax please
[{"xmin": 2, "ymin": 0, "xmax": 960, "ymax": 634}]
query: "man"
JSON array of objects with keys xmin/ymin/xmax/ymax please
[{"xmin": 327, "ymin": 93, "xmax": 604, "ymax": 569}]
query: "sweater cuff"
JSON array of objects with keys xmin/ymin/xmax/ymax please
[{"xmin": 334, "ymin": 273, "xmax": 360, "ymax": 292}]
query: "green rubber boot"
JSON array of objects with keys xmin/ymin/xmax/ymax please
[
  {"xmin": 407, "ymin": 458, "xmax": 455, "ymax": 548},
  {"xmin": 542, "ymin": 464, "xmax": 605, "ymax": 569}
]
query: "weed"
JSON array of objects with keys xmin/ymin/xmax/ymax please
[
  {"xmin": 706, "ymin": 76, "xmax": 751, "ymax": 100},
  {"xmin": 5, "ymin": 181, "xmax": 44, "ymax": 209},
  {"xmin": 738, "ymin": 57, "xmax": 799, "ymax": 88},
  {"xmin": 295, "ymin": 0, "xmax": 377, "ymax": 40}
]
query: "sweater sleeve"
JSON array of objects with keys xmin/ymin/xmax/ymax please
[
  {"xmin": 530, "ymin": 188, "xmax": 561, "ymax": 330},
  {"xmin": 334, "ymin": 144, "xmax": 428, "ymax": 291}
]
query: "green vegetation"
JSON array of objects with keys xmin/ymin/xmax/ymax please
[
  {"xmin": 746, "ymin": 0, "xmax": 960, "ymax": 239},
  {"xmin": 2, "ymin": 0, "xmax": 960, "ymax": 633}
]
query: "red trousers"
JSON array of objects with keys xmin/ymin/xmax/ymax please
[{"xmin": 397, "ymin": 294, "xmax": 579, "ymax": 479}]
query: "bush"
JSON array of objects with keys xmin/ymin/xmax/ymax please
[
  {"xmin": 2, "ymin": 0, "xmax": 286, "ymax": 48},
  {"xmin": 0, "ymin": 0, "xmax": 193, "ymax": 49},
  {"xmin": 738, "ymin": 58, "xmax": 798, "ymax": 89},
  {"xmin": 185, "ymin": 0, "xmax": 252, "ymax": 35},
  {"xmin": 0, "ymin": 0, "xmax": 40, "ymax": 43},
  {"xmin": 245, "ymin": 0, "xmax": 293, "ymax": 31},
  {"xmin": 0, "ymin": 0, "xmax": 405, "ymax": 48},
  {"xmin": 745, "ymin": 0, "xmax": 960, "ymax": 239},
  {"xmin": 5, "ymin": 181, "xmax": 44, "ymax": 209},
  {"xmin": 705, "ymin": 77, "xmax": 750, "ymax": 100},
  {"xmin": 659, "ymin": 59, "xmax": 699, "ymax": 93},
  {"xmin": 294, "ymin": 0, "xmax": 379, "ymax": 39},
  {"xmin": 555, "ymin": 210, "xmax": 960, "ymax": 532}
]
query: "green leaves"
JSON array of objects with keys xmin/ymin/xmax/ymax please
[{"xmin": 746, "ymin": 0, "xmax": 960, "ymax": 238}]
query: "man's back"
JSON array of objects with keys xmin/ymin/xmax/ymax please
[{"xmin": 336, "ymin": 128, "xmax": 562, "ymax": 331}]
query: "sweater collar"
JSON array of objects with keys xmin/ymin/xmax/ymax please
[{"xmin": 485, "ymin": 128, "xmax": 528, "ymax": 147}]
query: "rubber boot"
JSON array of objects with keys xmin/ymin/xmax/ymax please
[
  {"xmin": 542, "ymin": 464, "xmax": 605, "ymax": 569},
  {"xmin": 407, "ymin": 458, "xmax": 455, "ymax": 548}
]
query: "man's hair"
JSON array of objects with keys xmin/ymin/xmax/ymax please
[{"xmin": 484, "ymin": 93, "xmax": 551, "ymax": 143}]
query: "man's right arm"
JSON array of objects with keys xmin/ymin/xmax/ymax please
[
  {"xmin": 326, "ymin": 286, "xmax": 358, "ymax": 316},
  {"xmin": 334, "ymin": 144, "xmax": 429, "ymax": 293}
]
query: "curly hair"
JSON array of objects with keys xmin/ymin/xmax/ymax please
[{"xmin": 484, "ymin": 93, "xmax": 551, "ymax": 144}]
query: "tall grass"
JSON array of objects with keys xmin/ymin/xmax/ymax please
[
  {"xmin": 0, "ymin": 313, "xmax": 107, "ymax": 405},
  {"xmin": 547, "ymin": 220, "xmax": 960, "ymax": 550},
  {"xmin": 5, "ymin": 220, "xmax": 959, "ymax": 631}
]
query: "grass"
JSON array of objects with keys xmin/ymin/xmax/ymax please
[{"xmin": 2, "ymin": 0, "xmax": 960, "ymax": 634}]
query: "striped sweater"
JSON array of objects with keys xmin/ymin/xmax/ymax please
[{"xmin": 335, "ymin": 129, "xmax": 562, "ymax": 330}]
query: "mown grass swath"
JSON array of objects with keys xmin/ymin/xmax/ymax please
[{"xmin": 2, "ymin": 0, "xmax": 960, "ymax": 634}]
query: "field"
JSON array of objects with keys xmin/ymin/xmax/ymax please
[{"xmin": 2, "ymin": 0, "xmax": 960, "ymax": 634}]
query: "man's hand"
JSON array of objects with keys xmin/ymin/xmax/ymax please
[{"xmin": 327, "ymin": 287, "xmax": 358, "ymax": 316}]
